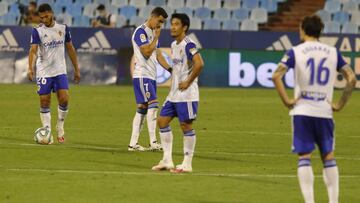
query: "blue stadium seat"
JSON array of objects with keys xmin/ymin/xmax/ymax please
[
  {"xmin": 18, "ymin": 0, "xmax": 30, "ymax": 5},
  {"xmin": 243, "ymin": 0, "xmax": 259, "ymax": 9},
  {"xmin": 73, "ymin": 15, "xmax": 91, "ymax": 27},
  {"xmin": 250, "ymin": 8, "xmax": 268, "ymax": 23},
  {"xmin": 94, "ymin": 0, "xmax": 111, "ymax": 5},
  {"xmin": 203, "ymin": 18, "xmax": 221, "ymax": 30},
  {"xmin": 2, "ymin": 0, "xmax": 17, "ymax": 4},
  {"xmin": 9, "ymin": 3, "xmax": 20, "ymax": 16},
  {"xmin": 189, "ymin": 17, "xmax": 202, "ymax": 29},
  {"xmin": 37, "ymin": 0, "xmax": 55, "ymax": 5},
  {"xmin": 53, "ymin": 4, "xmax": 65, "ymax": 15},
  {"xmin": 194, "ymin": 7, "xmax": 211, "ymax": 20},
  {"xmin": 0, "ymin": 3, "xmax": 9, "ymax": 16},
  {"xmin": 167, "ymin": 0, "xmax": 185, "ymax": 9},
  {"xmin": 350, "ymin": 11, "xmax": 360, "ymax": 25},
  {"xmin": 83, "ymin": 3, "xmax": 97, "ymax": 17},
  {"xmin": 259, "ymin": 0, "xmax": 278, "ymax": 13},
  {"xmin": 129, "ymin": 0, "xmax": 147, "ymax": 8},
  {"xmin": 116, "ymin": 15, "xmax": 127, "ymax": 27},
  {"xmin": 1, "ymin": 13, "xmax": 18, "ymax": 25},
  {"xmin": 323, "ymin": 21, "xmax": 341, "ymax": 33},
  {"xmin": 342, "ymin": 22, "xmax": 359, "ymax": 33},
  {"xmin": 222, "ymin": 19, "xmax": 240, "ymax": 30},
  {"xmin": 129, "ymin": 16, "xmax": 146, "ymax": 27},
  {"xmin": 316, "ymin": 10, "xmax": 331, "ymax": 23},
  {"xmin": 223, "ymin": 0, "xmax": 241, "ymax": 10},
  {"xmin": 55, "ymin": 0, "xmax": 71, "ymax": 7},
  {"xmin": 324, "ymin": 0, "xmax": 341, "ymax": 13},
  {"xmin": 204, "ymin": 0, "xmax": 221, "ymax": 10},
  {"xmin": 112, "ymin": 0, "xmax": 128, "ymax": 7},
  {"xmin": 214, "ymin": 8, "xmax": 231, "ymax": 21},
  {"xmin": 109, "ymin": 6, "xmax": 120, "ymax": 15},
  {"xmin": 120, "ymin": 5, "xmax": 137, "ymax": 19},
  {"xmin": 186, "ymin": 0, "xmax": 203, "ymax": 9},
  {"xmin": 76, "ymin": 0, "xmax": 93, "ymax": 6},
  {"xmin": 240, "ymin": 19, "xmax": 258, "ymax": 31},
  {"xmin": 232, "ymin": 8, "xmax": 250, "ymax": 21},
  {"xmin": 139, "ymin": 6, "xmax": 154, "ymax": 18},
  {"xmin": 56, "ymin": 13, "xmax": 72, "ymax": 25},
  {"xmin": 176, "ymin": 7, "xmax": 193, "ymax": 17},
  {"xmin": 67, "ymin": 4, "xmax": 83, "ymax": 17},
  {"xmin": 333, "ymin": 11, "xmax": 350, "ymax": 24},
  {"xmin": 149, "ymin": 0, "xmax": 166, "ymax": 7},
  {"xmin": 162, "ymin": 6, "xmax": 175, "ymax": 16},
  {"xmin": 342, "ymin": 1, "xmax": 359, "ymax": 12}
]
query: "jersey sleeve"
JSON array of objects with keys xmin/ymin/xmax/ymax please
[
  {"xmin": 65, "ymin": 25, "xmax": 72, "ymax": 43},
  {"xmin": 133, "ymin": 28, "xmax": 149, "ymax": 47},
  {"xmin": 157, "ymin": 41, "xmax": 160, "ymax": 48},
  {"xmin": 279, "ymin": 49, "xmax": 295, "ymax": 69},
  {"xmin": 30, "ymin": 28, "xmax": 40, "ymax": 44},
  {"xmin": 185, "ymin": 42, "xmax": 198, "ymax": 61},
  {"xmin": 336, "ymin": 49, "xmax": 347, "ymax": 71}
]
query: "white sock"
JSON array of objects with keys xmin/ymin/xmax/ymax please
[
  {"xmin": 129, "ymin": 110, "xmax": 146, "ymax": 147},
  {"xmin": 159, "ymin": 126, "xmax": 173, "ymax": 163},
  {"xmin": 57, "ymin": 105, "xmax": 68, "ymax": 136},
  {"xmin": 323, "ymin": 160, "xmax": 339, "ymax": 203},
  {"xmin": 40, "ymin": 107, "xmax": 51, "ymax": 129},
  {"xmin": 297, "ymin": 159, "xmax": 315, "ymax": 203},
  {"xmin": 183, "ymin": 130, "xmax": 196, "ymax": 167},
  {"xmin": 147, "ymin": 106, "xmax": 158, "ymax": 144}
]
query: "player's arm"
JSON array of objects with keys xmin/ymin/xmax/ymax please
[
  {"xmin": 332, "ymin": 65, "xmax": 356, "ymax": 112},
  {"xmin": 179, "ymin": 53, "xmax": 204, "ymax": 91},
  {"xmin": 64, "ymin": 25, "xmax": 80, "ymax": 84},
  {"xmin": 28, "ymin": 44, "xmax": 38, "ymax": 81},
  {"xmin": 156, "ymin": 49, "xmax": 172, "ymax": 73},
  {"xmin": 138, "ymin": 27, "xmax": 160, "ymax": 59}
]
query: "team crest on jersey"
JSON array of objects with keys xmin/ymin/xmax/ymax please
[
  {"xmin": 189, "ymin": 47, "xmax": 197, "ymax": 55},
  {"xmin": 140, "ymin": 34, "xmax": 147, "ymax": 43},
  {"xmin": 145, "ymin": 92, "xmax": 151, "ymax": 98},
  {"xmin": 58, "ymin": 31, "xmax": 63, "ymax": 36}
]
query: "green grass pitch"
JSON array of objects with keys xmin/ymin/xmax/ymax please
[{"xmin": 0, "ymin": 84, "xmax": 359, "ymax": 203}]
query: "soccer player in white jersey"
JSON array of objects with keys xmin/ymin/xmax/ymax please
[
  {"xmin": 27, "ymin": 4, "xmax": 80, "ymax": 144},
  {"xmin": 129, "ymin": 7, "xmax": 172, "ymax": 151},
  {"xmin": 272, "ymin": 16, "xmax": 356, "ymax": 203},
  {"xmin": 152, "ymin": 13, "xmax": 204, "ymax": 173}
]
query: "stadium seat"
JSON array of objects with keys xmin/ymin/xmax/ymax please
[
  {"xmin": 116, "ymin": 14, "xmax": 127, "ymax": 27},
  {"xmin": 149, "ymin": 0, "xmax": 166, "ymax": 7},
  {"xmin": 18, "ymin": 0, "xmax": 30, "ymax": 4},
  {"xmin": 0, "ymin": 13, "xmax": 18, "ymax": 25},
  {"xmin": 120, "ymin": 5, "xmax": 137, "ymax": 19},
  {"xmin": 242, "ymin": 0, "xmax": 260, "ymax": 10},
  {"xmin": 167, "ymin": 0, "xmax": 185, "ymax": 9},
  {"xmin": 240, "ymin": 19, "xmax": 258, "ymax": 31},
  {"xmin": 203, "ymin": 18, "xmax": 221, "ymax": 30},
  {"xmin": 73, "ymin": 15, "xmax": 90, "ymax": 27},
  {"xmin": 250, "ymin": 8, "xmax": 268, "ymax": 23},
  {"xmin": 323, "ymin": 21, "xmax": 341, "ymax": 33},
  {"xmin": 186, "ymin": 0, "xmax": 203, "ymax": 9},
  {"xmin": 56, "ymin": 13, "xmax": 72, "ymax": 25},
  {"xmin": 333, "ymin": 11, "xmax": 351, "ymax": 24},
  {"xmin": 0, "ymin": 2, "xmax": 9, "ymax": 16},
  {"xmin": 2, "ymin": 0, "xmax": 16, "ymax": 4},
  {"xmin": 342, "ymin": 22, "xmax": 359, "ymax": 33},
  {"xmin": 324, "ymin": 1, "xmax": 341, "ymax": 13},
  {"xmin": 94, "ymin": 0, "xmax": 111, "ymax": 5},
  {"xmin": 214, "ymin": 8, "xmax": 231, "ymax": 21},
  {"xmin": 189, "ymin": 17, "xmax": 202, "ymax": 29},
  {"xmin": 350, "ymin": 11, "xmax": 360, "ymax": 24},
  {"xmin": 342, "ymin": 1, "xmax": 360, "ymax": 12},
  {"xmin": 232, "ymin": 8, "xmax": 250, "ymax": 21},
  {"xmin": 204, "ymin": 0, "xmax": 221, "ymax": 10},
  {"xmin": 139, "ymin": 6, "xmax": 154, "ymax": 18},
  {"xmin": 109, "ymin": 6, "xmax": 120, "ymax": 15},
  {"xmin": 176, "ymin": 7, "xmax": 194, "ymax": 17},
  {"xmin": 54, "ymin": 0, "xmax": 70, "ymax": 7},
  {"xmin": 129, "ymin": 16, "xmax": 146, "ymax": 27},
  {"xmin": 259, "ymin": 0, "xmax": 278, "ymax": 13},
  {"xmin": 194, "ymin": 7, "xmax": 211, "ymax": 20},
  {"xmin": 112, "ymin": 0, "xmax": 128, "ymax": 7},
  {"xmin": 53, "ymin": 4, "xmax": 65, "ymax": 15},
  {"xmin": 83, "ymin": 3, "xmax": 97, "ymax": 17},
  {"xmin": 8, "ymin": 3, "xmax": 20, "ymax": 16},
  {"xmin": 316, "ymin": 10, "xmax": 332, "ymax": 23},
  {"xmin": 37, "ymin": 0, "xmax": 55, "ymax": 5},
  {"xmin": 161, "ymin": 6, "xmax": 175, "ymax": 16},
  {"xmin": 67, "ymin": 4, "xmax": 83, "ymax": 17},
  {"xmin": 222, "ymin": 19, "xmax": 240, "ymax": 30},
  {"xmin": 129, "ymin": 0, "xmax": 147, "ymax": 8},
  {"xmin": 223, "ymin": 0, "xmax": 241, "ymax": 10}
]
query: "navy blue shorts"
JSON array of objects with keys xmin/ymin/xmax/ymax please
[
  {"xmin": 292, "ymin": 115, "xmax": 335, "ymax": 154},
  {"xmin": 160, "ymin": 101, "xmax": 198, "ymax": 122},
  {"xmin": 133, "ymin": 78, "xmax": 157, "ymax": 104},
  {"xmin": 37, "ymin": 74, "xmax": 69, "ymax": 95}
]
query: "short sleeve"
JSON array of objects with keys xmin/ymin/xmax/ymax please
[
  {"xmin": 185, "ymin": 42, "xmax": 198, "ymax": 61},
  {"xmin": 30, "ymin": 28, "xmax": 40, "ymax": 44},
  {"xmin": 133, "ymin": 28, "xmax": 148, "ymax": 47},
  {"xmin": 65, "ymin": 25, "xmax": 72, "ymax": 43},
  {"xmin": 157, "ymin": 41, "xmax": 160, "ymax": 48},
  {"xmin": 336, "ymin": 49, "xmax": 347, "ymax": 71},
  {"xmin": 279, "ymin": 49, "xmax": 295, "ymax": 68}
]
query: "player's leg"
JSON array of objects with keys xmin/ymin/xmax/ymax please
[
  {"xmin": 317, "ymin": 118, "xmax": 338, "ymax": 203},
  {"xmin": 54, "ymin": 74, "xmax": 69, "ymax": 143},
  {"xmin": 293, "ymin": 116, "xmax": 316, "ymax": 203},
  {"xmin": 152, "ymin": 101, "xmax": 176, "ymax": 171},
  {"xmin": 37, "ymin": 77, "xmax": 53, "ymax": 130},
  {"xmin": 146, "ymin": 79, "xmax": 161, "ymax": 149}
]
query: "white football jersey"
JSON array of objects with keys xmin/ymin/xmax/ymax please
[
  {"xmin": 280, "ymin": 41, "xmax": 347, "ymax": 118},
  {"xmin": 30, "ymin": 22, "xmax": 71, "ymax": 78},
  {"xmin": 131, "ymin": 24, "xmax": 159, "ymax": 80},
  {"xmin": 166, "ymin": 36, "xmax": 200, "ymax": 102}
]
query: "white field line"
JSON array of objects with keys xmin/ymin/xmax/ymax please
[{"xmin": 2, "ymin": 168, "xmax": 360, "ymax": 179}]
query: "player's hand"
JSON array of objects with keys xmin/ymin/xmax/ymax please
[
  {"xmin": 179, "ymin": 80, "xmax": 190, "ymax": 91},
  {"xmin": 331, "ymin": 102, "xmax": 342, "ymax": 112},
  {"xmin": 284, "ymin": 98, "xmax": 299, "ymax": 109},
  {"xmin": 74, "ymin": 70, "xmax": 81, "ymax": 84},
  {"xmin": 27, "ymin": 69, "xmax": 34, "ymax": 81},
  {"xmin": 154, "ymin": 27, "xmax": 161, "ymax": 39}
]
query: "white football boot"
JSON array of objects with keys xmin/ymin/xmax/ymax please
[
  {"xmin": 128, "ymin": 143, "xmax": 146, "ymax": 151},
  {"xmin": 151, "ymin": 160, "xmax": 174, "ymax": 171},
  {"xmin": 170, "ymin": 164, "xmax": 193, "ymax": 173},
  {"xmin": 148, "ymin": 141, "xmax": 162, "ymax": 151}
]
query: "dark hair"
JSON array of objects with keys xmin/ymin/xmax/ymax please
[
  {"xmin": 38, "ymin": 3, "xmax": 53, "ymax": 13},
  {"xmin": 171, "ymin": 13, "xmax": 190, "ymax": 32},
  {"xmin": 151, "ymin": 7, "xmax": 168, "ymax": 18},
  {"xmin": 29, "ymin": 1, "xmax": 37, "ymax": 7},
  {"xmin": 97, "ymin": 4, "xmax": 105, "ymax": 11},
  {"xmin": 301, "ymin": 15, "xmax": 324, "ymax": 38}
]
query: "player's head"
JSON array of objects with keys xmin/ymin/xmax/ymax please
[
  {"xmin": 148, "ymin": 7, "xmax": 168, "ymax": 29},
  {"xmin": 96, "ymin": 4, "xmax": 107, "ymax": 17},
  {"xmin": 28, "ymin": 1, "xmax": 37, "ymax": 12},
  {"xmin": 170, "ymin": 13, "xmax": 190, "ymax": 38},
  {"xmin": 300, "ymin": 15, "xmax": 324, "ymax": 41},
  {"xmin": 38, "ymin": 3, "xmax": 54, "ymax": 27}
]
